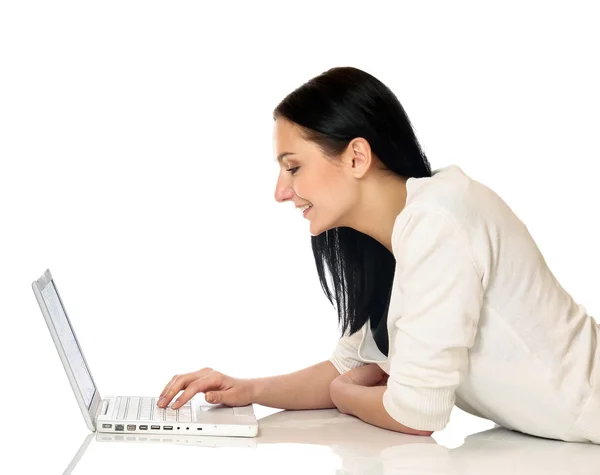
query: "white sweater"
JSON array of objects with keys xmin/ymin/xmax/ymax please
[{"xmin": 329, "ymin": 165, "xmax": 600, "ymax": 443}]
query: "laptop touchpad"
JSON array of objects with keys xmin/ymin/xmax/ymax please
[{"xmin": 200, "ymin": 404, "xmax": 234, "ymax": 414}]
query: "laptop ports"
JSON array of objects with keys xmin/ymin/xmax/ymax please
[
  {"xmin": 127, "ymin": 425, "xmax": 136, "ymax": 431},
  {"xmin": 102, "ymin": 424, "xmax": 112, "ymax": 429},
  {"xmin": 115, "ymin": 425, "xmax": 124, "ymax": 431},
  {"xmin": 151, "ymin": 425, "xmax": 160, "ymax": 430},
  {"xmin": 139, "ymin": 425, "xmax": 148, "ymax": 430},
  {"xmin": 163, "ymin": 426, "xmax": 173, "ymax": 430}
]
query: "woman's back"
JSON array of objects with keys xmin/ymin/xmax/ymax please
[{"xmin": 403, "ymin": 165, "xmax": 599, "ymax": 442}]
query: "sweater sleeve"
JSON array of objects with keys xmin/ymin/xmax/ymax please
[
  {"xmin": 382, "ymin": 207, "xmax": 484, "ymax": 431},
  {"xmin": 329, "ymin": 325, "xmax": 366, "ymax": 375}
]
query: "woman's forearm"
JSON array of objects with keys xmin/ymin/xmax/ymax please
[
  {"xmin": 329, "ymin": 380, "xmax": 433, "ymax": 436},
  {"xmin": 250, "ymin": 360, "xmax": 340, "ymax": 410}
]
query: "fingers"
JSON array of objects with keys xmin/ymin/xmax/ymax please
[
  {"xmin": 171, "ymin": 376, "xmax": 210, "ymax": 409},
  {"xmin": 159, "ymin": 375, "xmax": 177, "ymax": 399},
  {"xmin": 171, "ymin": 372, "xmax": 219, "ymax": 410},
  {"xmin": 158, "ymin": 374, "xmax": 191, "ymax": 408},
  {"xmin": 158, "ymin": 368, "xmax": 213, "ymax": 408}
]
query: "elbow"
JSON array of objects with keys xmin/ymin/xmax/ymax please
[
  {"xmin": 392, "ymin": 420, "xmax": 435, "ymax": 437},
  {"xmin": 385, "ymin": 419, "xmax": 435, "ymax": 437},
  {"xmin": 411, "ymin": 429, "xmax": 435, "ymax": 437}
]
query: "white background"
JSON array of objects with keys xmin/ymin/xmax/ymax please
[{"xmin": 1, "ymin": 1, "xmax": 599, "ymax": 473}]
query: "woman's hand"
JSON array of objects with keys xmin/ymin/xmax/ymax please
[
  {"xmin": 333, "ymin": 363, "xmax": 389, "ymax": 387},
  {"xmin": 158, "ymin": 368, "xmax": 254, "ymax": 409}
]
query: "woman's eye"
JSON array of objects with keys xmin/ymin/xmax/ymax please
[{"xmin": 287, "ymin": 166, "xmax": 300, "ymax": 175}]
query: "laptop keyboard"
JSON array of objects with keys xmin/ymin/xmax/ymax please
[{"xmin": 112, "ymin": 396, "xmax": 192, "ymax": 422}]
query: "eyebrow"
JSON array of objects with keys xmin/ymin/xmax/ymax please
[{"xmin": 276, "ymin": 152, "xmax": 296, "ymax": 164}]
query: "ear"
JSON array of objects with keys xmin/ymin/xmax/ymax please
[{"xmin": 345, "ymin": 137, "xmax": 373, "ymax": 179}]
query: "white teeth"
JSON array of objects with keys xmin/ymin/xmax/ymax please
[{"xmin": 299, "ymin": 204, "xmax": 313, "ymax": 212}]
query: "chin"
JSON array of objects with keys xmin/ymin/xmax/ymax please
[
  {"xmin": 308, "ymin": 221, "xmax": 323, "ymax": 237},
  {"xmin": 309, "ymin": 221, "xmax": 336, "ymax": 237},
  {"xmin": 307, "ymin": 209, "xmax": 341, "ymax": 236}
]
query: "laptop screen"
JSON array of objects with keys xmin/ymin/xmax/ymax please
[{"xmin": 41, "ymin": 280, "xmax": 96, "ymax": 409}]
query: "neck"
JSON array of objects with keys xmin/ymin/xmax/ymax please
[{"xmin": 344, "ymin": 175, "xmax": 409, "ymax": 254}]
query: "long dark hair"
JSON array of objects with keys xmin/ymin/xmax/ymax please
[{"xmin": 273, "ymin": 66, "xmax": 431, "ymax": 337}]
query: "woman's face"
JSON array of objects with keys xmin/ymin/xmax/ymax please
[{"xmin": 273, "ymin": 118, "xmax": 358, "ymax": 235}]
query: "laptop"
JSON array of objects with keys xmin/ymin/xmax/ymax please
[{"xmin": 32, "ymin": 269, "xmax": 259, "ymax": 437}]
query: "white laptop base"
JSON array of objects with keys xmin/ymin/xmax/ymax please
[
  {"xmin": 97, "ymin": 395, "xmax": 257, "ymax": 437},
  {"xmin": 32, "ymin": 269, "xmax": 258, "ymax": 438}
]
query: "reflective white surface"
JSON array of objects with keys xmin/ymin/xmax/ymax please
[
  {"xmin": 3, "ymin": 2, "xmax": 600, "ymax": 474},
  {"xmin": 13, "ymin": 405, "xmax": 598, "ymax": 474}
]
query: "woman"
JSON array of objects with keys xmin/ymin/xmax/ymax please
[{"xmin": 157, "ymin": 67, "xmax": 600, "ymax": 443}]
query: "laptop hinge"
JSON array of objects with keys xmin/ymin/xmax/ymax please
[
  {"xmin": 99, "ymin": 399, "xmax": 109, "ymax": 416},
  {"xmin": 94, "ymin": 399, "xmax": 109, "ymax": 421}
]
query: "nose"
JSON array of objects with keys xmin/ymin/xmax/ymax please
[{"xmin": 274, "ymin": 174, "xmax": 295, "ymax": 203}]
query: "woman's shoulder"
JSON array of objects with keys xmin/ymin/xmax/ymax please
[
  {"xmin": 394, "ymin": 165, "xmax": 528, "ymax": 282},
  {"xmin": 403, "ymin": 164, "xmax": 513, "ymax": 227}
]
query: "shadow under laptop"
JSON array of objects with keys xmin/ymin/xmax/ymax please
[{"xmin": 64, "ymin": 408, "xmax": 600, "ymax": 475}]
